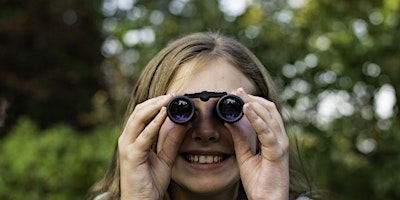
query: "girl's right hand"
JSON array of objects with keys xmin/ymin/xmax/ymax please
[{"xmin": 117, "ymin": 94, "xmax": 190, "ymax": 200}]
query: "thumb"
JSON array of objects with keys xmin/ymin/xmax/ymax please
[
  {"xmin": 157, "ymin": 122, "xmax": 192, "ymax": 168},
  {"xmin": 224, "ymin": 122, "xmax": 255, "ymax": 166}
]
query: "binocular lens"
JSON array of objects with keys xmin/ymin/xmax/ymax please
[
  {"xmin": 167, "ymin": 94, "xmax": 244, "ymax": 124},
  {"xmin": 167, "ymin": 96, "xmax": 195, "ymax": 124},
  {"xmin": 216, "ymin": 95, "xmax": 244, "ymax": 123}
]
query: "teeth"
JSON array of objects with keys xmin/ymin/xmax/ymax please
[{"xmin": 186, "ymin": 154, "xmax": 224, "ymax": 164}]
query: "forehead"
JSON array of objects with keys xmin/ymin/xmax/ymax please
[{"xmin": 167, "ymin": 58, "xmax": 255, "ymax": 95}]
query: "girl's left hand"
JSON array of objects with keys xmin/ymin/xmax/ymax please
[{"xmin": 225, "ymin": 88, "xmax": 289, "ymax": 200}]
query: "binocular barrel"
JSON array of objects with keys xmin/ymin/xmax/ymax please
[{"xmin": 167, "ymin": 92, "xmax": 244, "ymax": 124}]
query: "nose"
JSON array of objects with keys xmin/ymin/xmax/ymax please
[{"xmin": 191, "ymin": 104, "xmax": 220, "ymax": 143}]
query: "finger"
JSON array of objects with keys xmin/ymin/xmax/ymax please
[
  {"xmin": 248, "ymin": 95, "xmax": 280, "ymax": 117},
  {"xmin": 157, "ymin": 120, "xmax": 192, "ymax": 168},
  {"xmin": 234, "ymin": 88, "xmax": 288, "ymax": 160},
  {"xmin": 249, "ymin": 95, "xmax": 286, "ymax": 134},
  {"xmin": 120, "ymin": 94, "xmax": 174, "ymax": 145},
  {"xmin": 234, "ymin": 89, "xmax": 277, "ymax": 141},
  {"xmin": 246, "ymin": 96, "xmax": 289, "ymax": 152},
  {"xmin": 235, "ymin": 89, "xmax": 273, "ymax": 121},
  {"xmin": 224, "ymin": 121, "xmax": 255, "ymax": 165},
  {"xmin": 243, "ymin": 103, "xmax": 277, "ymax": 146},
  {"xmin": 243, "ymin": 102, "xmax": 286, "ymax": 161},
  {"xmin": 247, "ymin": 101, "xmax": 285, "ymax": 140},
  {"xmin": 134, "ymin": 107, "xmax": 168, "ymax": 152},
  {"xmin": 235, "ymin": 88, "xmax": 287, "ymax": 143}
]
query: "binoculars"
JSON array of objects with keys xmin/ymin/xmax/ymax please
[{"xmin": 166, "ymin": 91, "xmax": 244, "ymax": 124}]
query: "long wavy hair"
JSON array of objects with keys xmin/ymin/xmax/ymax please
[{"xmin": 87, "ymin": 32, "xmax": 315, "ymax": 200}]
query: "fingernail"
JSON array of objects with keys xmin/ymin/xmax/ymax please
[
  {"xmin": 237, "ymin": 88, "xmax": 246, "ymax": 95},
  {"xmin": 160, "ymin": 106, "xmax": 166, "ymax": 113},
  {"xmin": 243, "ymin": 103, "xmax": 255, "ymax": 116},
  {"xmin": 165, "ymin": 93, "xmax": 173, "ymax": 100}
]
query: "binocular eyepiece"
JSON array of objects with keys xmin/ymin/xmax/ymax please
[{"xmin": 166, "ymin": 91, "xmax": 244, "ymax": 124}]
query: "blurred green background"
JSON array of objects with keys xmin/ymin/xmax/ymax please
[{"xmin": 1, "ymin": 0, "xmax": 399, "ymax": 199}]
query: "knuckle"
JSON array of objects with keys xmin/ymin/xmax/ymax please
[
  {"xmin": 265, "ymin": 100, "xmax": 277, "ymax": 109},
  {"xmin": 269, "ymin": 119, "xmax": 281, "ymax": 129},
  {"xmin": 257, "ymin": 125, "xmax": 269, "ymax": 134},
  {"xmin": 118, "ymin": 134, "xmax": 128, "ymax": 149}
]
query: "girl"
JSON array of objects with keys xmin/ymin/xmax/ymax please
[{"xmin": 88, "ymin": 32, "xmax": 314, "ymax": 200}]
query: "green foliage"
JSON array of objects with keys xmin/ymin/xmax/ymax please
[
  {"xmin": 0, "ymin": 0, "xmax": 106, "ymax": 134},
  {"xmin": 0, "ymin": 117, "xmax": 119, "ymax": 200},
  {"xmin": 99, "ymin": 1, "xmax": 400, "ymax": 199},
  {"xmin": 297, "ymin": 116, "xmax": 400, "ymax": 199}
]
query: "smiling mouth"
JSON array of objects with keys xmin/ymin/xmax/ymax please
[{"xmin": 184, "ymin": 154, "xmax": 228, "ymax": 164}]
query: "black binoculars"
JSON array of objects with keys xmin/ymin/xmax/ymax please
[{"xmin": 166, "ymin": 91, "xmax": 244, "ymax": 124}]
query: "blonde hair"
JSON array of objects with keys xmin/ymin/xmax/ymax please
[{"xmin": 87, "ymin": 32, "xmax": 313, "ymax": 200}]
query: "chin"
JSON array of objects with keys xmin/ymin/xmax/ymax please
[{"xmin": 170, "ymin": 173, "xmax": 241, "ymax": 198}]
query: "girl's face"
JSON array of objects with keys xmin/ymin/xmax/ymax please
[{"xmin": 159, "ymin": 58, "xmax": 257, "ymax": 199}]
